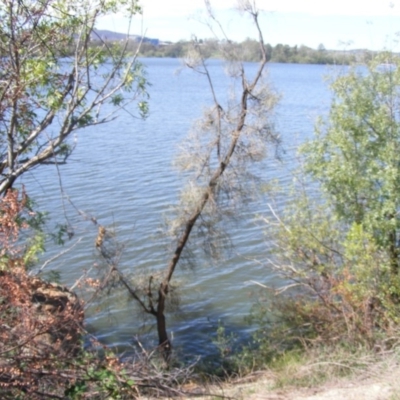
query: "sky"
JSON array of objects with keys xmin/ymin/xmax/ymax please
[{"xmin": 97, "ymin": 0, "xmax": 400, "ymax": 51}]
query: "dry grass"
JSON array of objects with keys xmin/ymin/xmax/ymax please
[{"xmin": 159, "ymin": 347, "xmax": 400, "ymax": 400}]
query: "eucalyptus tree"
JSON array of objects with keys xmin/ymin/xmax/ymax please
[
  {"xmin": 0, "ymin": 0, "xmax": 147, "ymax": 196},
  {"xmin": 98, "ymin": 0, "xmax": 279, "ymax": 357}
]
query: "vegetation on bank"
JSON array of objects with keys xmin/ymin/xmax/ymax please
[
  {"xmin": 2, "ymin": 0, "xmax": 400, "ymax": 397},
  {"xmin": 211, "ymin": 51, "xmax": 400, "ymax": 379},
  {"xmin": 97, "ymin": 37, "xmax": 368, "ymax": 64}
]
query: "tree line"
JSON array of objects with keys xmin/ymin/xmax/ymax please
[{"xmin": 124, "ymin": 38, "xmax": 363, "ymax": 64}]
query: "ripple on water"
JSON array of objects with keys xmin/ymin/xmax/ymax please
[{"xmin": 22, "ymin": 60, "xmax": 333, "ymax": 357}]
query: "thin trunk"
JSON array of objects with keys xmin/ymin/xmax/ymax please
[
  {"xmin": 8, "ymin": 0, "xmax": 19, "ymax": 175},
  {"xmin": 156, "ymin": 286, "xmax": 171, "ymax": 359},
  {"xmin": 151, "ymin": 4, "xmax": 268, "ymax": 358},
  {"xmin": 113, "ymin": 3, "xmax": 269, "ymax": 361},
  {"xmin": 389, "ymin": 228, "xmax": 398, "ymax": 276}
]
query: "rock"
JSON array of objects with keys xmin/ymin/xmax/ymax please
[{"xmin": 30, "ymin": 276, "xmax": 84, "ymax": 352}]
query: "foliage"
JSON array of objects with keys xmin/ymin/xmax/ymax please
[
  {"xmin": 0, "ymin": 188, "xmax": 45, "ymax": 270},
  {"xmin": 136, "ymin": 39, "xmax": 358, "ymax": 65},
  {"xmin": 0, "ymin": 268, "xmax": 83, "ymax": 399},
  {"xmin": 208, "ymin": 322, "xmax": 275, "ymax": 377},
  {"xmin": 268, "ymin": 43, "xmax": 357, "ymax": 65},
  {"xmin": 253, "ymin": 53, "xmax": 400, "ymax": 361},
  {"xmin": 303, "ymin": 53, "xmax": 400, "ymax": 274},
  {"xmin": 0, "ymin": 0, "xmax": 147, "ymax": 195},
  {"xmin": 263, "ymin": 197, "xmax": 398, "ymax": 347},
  {"xmin": 0, "ymin": 187, "xmax": 81, "ymax": 398}
]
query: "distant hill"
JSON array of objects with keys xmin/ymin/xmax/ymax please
[{"xmin": 92, "ymin": 29, "xmax": 159, "ymax": 45}]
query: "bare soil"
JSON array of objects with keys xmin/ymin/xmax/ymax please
[{"xmin": 178, "ymin": 360, "xmax": 400, "ymax": 400}]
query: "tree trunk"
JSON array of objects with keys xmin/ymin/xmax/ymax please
[{"xmin": 156, "ymin": 284, "xmax": 171, "ymax": 360}]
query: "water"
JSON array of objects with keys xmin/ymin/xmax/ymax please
[{"xmin": 21, "ymin": 59, "xmax": 336, "ymax": 357}]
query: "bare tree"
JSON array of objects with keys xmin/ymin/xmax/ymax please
[{"xmin": 97, "ymin": 0, "xmax": 279, "ymax": 359}]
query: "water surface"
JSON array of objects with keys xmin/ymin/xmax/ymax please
[{"xmin": 22, "ymin": 59, "xmax": 336, "ymax": 356}]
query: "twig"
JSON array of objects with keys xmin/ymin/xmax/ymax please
[{"xmin": 33, "ymin": 237, "xmax": 83, "ymax": 275}]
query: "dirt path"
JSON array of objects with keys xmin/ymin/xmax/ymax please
[{"xmin": 185, "ymin": 362, "xmax": 400, "ymax": 400}]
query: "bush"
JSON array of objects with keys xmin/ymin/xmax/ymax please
[{"xmin": 252, "ymin": 54, "xmax": 400, "ymax": 360}]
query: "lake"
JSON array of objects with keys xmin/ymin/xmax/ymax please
[{"xmin": 21, "ymin": 58, "xmax": 339, "ymax": 358}]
